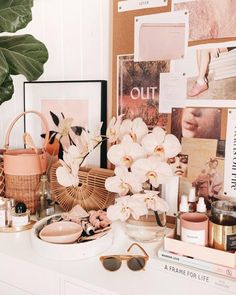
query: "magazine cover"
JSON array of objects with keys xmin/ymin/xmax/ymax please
[{"xmin": 117, "ymin": 54, "xmax": 170, "ymax": 129}]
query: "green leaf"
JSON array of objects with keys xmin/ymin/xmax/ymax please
[
  {"xmin": 0, "ymin": 50, "xmax": 9, "ymax": 85},
  {"xmin": 0, "ymin": 74, "xmax": 14, "ymax": 104},
  {"xmin": 0, "ymin": 34, "xmax": 49, "ymax": 81},
  {"xmin": 0, "ymin": 0, "xmax": 33, "ymax": 33}
]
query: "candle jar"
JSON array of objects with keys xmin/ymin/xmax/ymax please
[
  {"xmin": 180, "ymin": 212, "xmax": 209, "ymax": 246},
  {"xmin": 209, "ymin": 200, "xmax": 236, "ymax": 251}
]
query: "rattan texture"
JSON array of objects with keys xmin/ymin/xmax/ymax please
[
  {"xmin": 0, "ymin": 161, "xmax": 5, "ymax": 197},
  {"xmin": 50, "ymin": 161, "xmax": 115, "ymax": 212},
  {"xmin": 5, "ymin": 173, "xmax": 41, "ymax": 213}
]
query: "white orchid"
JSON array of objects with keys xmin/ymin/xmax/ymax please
[
  {"xmin": 105, "ymin": 117, "xmax": 183, "ymax": 224},
  {"xmin": 107, "ymin": 196, "xmax": 148, "ymax": 222},
  {"xmin": 56, "ymin": 146, "xmax": 82, "ymax": 187},
  {"xmin": 56, "ymin": 145, "xmax": 83, "ymax": 187},
  {"xmin": 56, "ymin": 118, "xmax": 104, "ymax": 188},
  {"xmin": 134, "ymin": 191, "xmax": 169, "ymax": 212},
  {"xmin": 141, "ymin": 127, "xmax": 181, "ymax": 160},
  {"xmin": 131, "ymin": 156, "xmax": 173, "ymax": 188},
  {"xmin": 106, "ymin": 115, "xmax": 123, "ymax": 143},
  {"xmin": 58, "ymin": 117, "xmax": 74, "ymax": 138},
  {"xmin": 105, "ymin": 166, "xmax": 143, "ymax": 196},
  {"xmin": 119, "ymin": 118, "xmax": 148, "ymax": 143},
  {"xmin": 107, "ymin": 135, "xmax": 146, "ymax": 168}
]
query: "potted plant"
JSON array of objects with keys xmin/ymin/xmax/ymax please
[{"xmin": 0, "ymin": 0, "xmax": 48, "ymax": 104}]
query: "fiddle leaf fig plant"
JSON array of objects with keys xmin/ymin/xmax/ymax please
[{"xmin": 0, "ymin": 0, "xmax": 48, "ymax": 104}]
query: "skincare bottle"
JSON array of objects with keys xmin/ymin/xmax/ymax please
[
  {"xmin": 188, "ymin": 187, "xmax": 197, "ymax": 212},
  {"xmin": 0, "ymin": 199, "xmax": 6, "ymax": 227},
  {"xmin": 176, "ymin": 195, "xmax": 189, "ymax": 239},
  {"xmin": 11, "ymin": 202, "xmax": 30, "ymax": 227},
  {"xmin": 196, "ymin": 197, "xmax": 207, "ymax": 215}
]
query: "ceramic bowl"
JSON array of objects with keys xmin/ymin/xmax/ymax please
[{"xmin": 39, "ymin": 221, "xmax": 83, "ymax": 244}]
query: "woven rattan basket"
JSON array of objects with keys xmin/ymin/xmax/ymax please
[
  {"xmin": 3, "ymin": 111, "xmax": 49, "ymax": 214},
  {"xmin": 0, "ymin": 161, "xmax": 5, "ymax": 197},
  {"xmin": 50, "ymin": 161, "xmax": 115, "ymax": 212}
]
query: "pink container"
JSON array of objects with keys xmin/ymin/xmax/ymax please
[{"xmin": 180, "ymin": 212, "xmax": 209, "ymax": 246}]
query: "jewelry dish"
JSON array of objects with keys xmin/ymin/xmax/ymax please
[
  {"xmin": 39, "ymin": 221, "xmax": 83, "ymax": 244},
  {"xmin": 30, "ymin": 214, "xmax": 113, "ymax": 260}
]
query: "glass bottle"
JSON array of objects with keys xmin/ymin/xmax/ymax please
[
  {"xmin": 176, "ymin": 194, "xmax": 189, "ymax": 239},
  {"xmin": 35, "ymin": 174, "xmax": 55, "ymax": 220},
  {"xmin": 188, "ymin": 187, "xmax": 197, "ymax": 212}
]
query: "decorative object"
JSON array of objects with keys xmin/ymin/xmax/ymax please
[
  {"xmin": 31, "ymin": 214, "xmax": 113, "ymax": 260},
  {"xmin": 0, "ymin": 161, "xmax": 5, "ymax": 197},
  {"xmin": 39, "ymin": 221, "xmax": 83, "ymax": 244},
  {"xmin": 49, "ymin": 112, "xmax": 115, "ymax": 212},
  {"xmin": 209, "ymin": 200, "xmax": 236, "ymax": 251},
  {"xmin": 24, "ymin": 80, "xmax": 107, "ymax": 167},
  {"xmin": 50, "ymin": 163, "xmax": 115, "ymax": 212},
  {"xmin": 0, "ymin": 0, "xmax": 48, "ymax": 104},
  {"xmin": 180, "ymin": 212, "xmax": 209, "ymax": 246},
  {"xmin": 164, "ymin": 228, "xmax": 236, "ymax": 269},
  {"xmin": 105, "ymin": 117, "xmax": 182, "ymax": 242},
  {"xmin": 3, "ymin": 111, "xmax": 49, "ymax": 214}
]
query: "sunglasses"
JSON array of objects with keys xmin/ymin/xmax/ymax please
[{"xmin": 100, "ymin": 243, "xmax": 149, "ymax": 271}]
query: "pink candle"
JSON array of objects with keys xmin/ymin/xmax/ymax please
[{"xmin": 180, "ymin": 212, "xmax": 209, "ymax": 246}]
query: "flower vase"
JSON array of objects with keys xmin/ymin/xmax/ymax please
[{"xmin": 124, "ymin": 210, "xmax": 167, "ymax": 243}]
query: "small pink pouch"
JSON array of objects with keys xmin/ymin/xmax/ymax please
[{"xmin": 180, "ymin": 212, "xmax": 209, "ymax": 246}]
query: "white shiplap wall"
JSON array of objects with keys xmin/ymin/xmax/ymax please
[{"xmin": 0, "ymin": 0, "xmax": 110, "ymax": 148}]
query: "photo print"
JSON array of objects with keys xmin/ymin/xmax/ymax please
[
  {"xmin": 174, "ymin": 0, "xmax": 236, "ymax": 43},
  {"xmin": 179, "ymin": 137, "xmax": 224, "ymax": 210},
  {"xmin": 134, "ymin": 10, "xmax": 188, "ymax": 62},
  {"xmin": 186, "ymin": 46, "xmax": 236, "ymax": 100},
  {"xmin": 117, "ymin": 54, "xmax": 170, "ymax": 129},
  {"xmin": 171, "ymin": 107, "xmax": 224, "ymax": 142},
  {"xmin": 167, "ymin": 153, "xmax": 188, "ymax": 178},
  {"xmin": 171, "ymin": 107, "xmax": 228, "ymax": 206}
]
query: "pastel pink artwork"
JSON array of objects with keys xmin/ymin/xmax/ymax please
[{"xmin": 41, "ymin": 99, "xmax": 89, "ymax": 131}]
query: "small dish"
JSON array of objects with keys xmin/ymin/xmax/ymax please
[{"xmin": 39, "ymin": 221, "xmax": 83, "ymax": 244}]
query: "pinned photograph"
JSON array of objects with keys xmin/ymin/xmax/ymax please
[
  {"xmin": 134, "ymin": 10, "xmax": 188, "ymax": 61},
  {"xmin": 186, "ymin": 47, "xmax": 236, "ymax": 100},
  {"xmin": 171, "ymin": 107, "xmax": 222, "ymax": 141},
  {"xmin": 174, "ymin": 0, "xmax": 236, "ymax": 43}
]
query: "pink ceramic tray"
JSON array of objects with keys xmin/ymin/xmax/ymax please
[{"xmin": 164, "ymin": 229, "xmax": 236, "ymax": 268}]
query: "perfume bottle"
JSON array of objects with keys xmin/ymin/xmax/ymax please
[
  {"xmin": 196, "ymin": 197, "xmax": 207, "ymax": 215},
  {"xmin": 176, "ymin": 194, "xmax": 189, "ymax": 239},
  {"xmin": 35, "ymin": 174, "xmax": 55, "ymax": 220},
  {"xmin": 188, "ymin": 187, "xmax": 197, "ymax": 212}
]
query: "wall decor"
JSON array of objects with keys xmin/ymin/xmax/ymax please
[
  {"xmin": 117, "ymin": 54, "xmax": 169, "ymax": 129},
  {"xmin": 24, "ymin": 80, "xmax": 107, "ymax": 168}
]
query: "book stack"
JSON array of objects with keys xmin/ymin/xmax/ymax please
[{"xmin": 157, "ymin": 247, "xmax": 236, "ymax": 293}]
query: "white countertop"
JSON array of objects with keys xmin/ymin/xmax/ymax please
[{"xmin": 0, "ymin": 222, "xmax": 235, "ymax": 295}]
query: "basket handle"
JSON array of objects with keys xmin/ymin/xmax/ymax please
[{"xmin": 4, "ymin": 110, "xmax": 49, "ymax": 151}]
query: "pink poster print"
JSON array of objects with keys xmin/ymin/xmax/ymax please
[
  {"xmin": 41, "ymin": 99, "xmax": 88, "ymax": 131},
  {"xmin": 117, "ymin": 54, "xmax": 170, "ymax": 129}
]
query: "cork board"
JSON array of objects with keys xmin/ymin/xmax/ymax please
[{"xmin": 111, "ymin": 0, "xmax": 172, "ymax": 117}]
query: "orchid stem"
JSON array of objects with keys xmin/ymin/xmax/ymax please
[
  {"xmin": 80, "ymin": 137, "xmax": 108, "ymax": 167},
  {"xmin": 154, "ymin": 210, "xmax": 165, "ymax": 227}
]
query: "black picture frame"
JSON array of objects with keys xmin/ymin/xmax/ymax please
[{"xmin": 23, "ymin": 80, "xmax": 107, "ymax": 168}]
